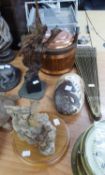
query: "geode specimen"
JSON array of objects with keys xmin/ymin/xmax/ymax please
[
  {"xmin": 54, "ymin": 73, "xmax": 84, "ymax": 115},
  {"xmin": 6, "ymin": 105, "xmax": 56, "ymax": 156},
  {"xmin": 0, "ymin": 93, "xmax": 18, "ymax": 130}
]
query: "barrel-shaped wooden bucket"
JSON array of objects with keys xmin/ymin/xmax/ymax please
[{"xmin": 41, "ymin": 41, "xmax": 76, "ymax": 75}]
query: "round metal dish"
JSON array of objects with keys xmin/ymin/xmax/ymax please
[
  {"xmin": 83, "ymin": 121, "xmax": 105, "ymax": 175},
  {"xmin": 79, "ymin": 126, "xmax": 93, "ymax": 175},
  {"xmin": 71, "ymin": 134, "xmax": 83, "ymax": 175},
  {"xmin": 77, "ymin": 151, "xmax": 87, "ymax": 175},
  {"xmin": 71, "ymin": 121, "xmax": 105, "ymax": 175},
  {"xmin": 79, "ymin": 121, "xmax": 105, "ymax": 175}
]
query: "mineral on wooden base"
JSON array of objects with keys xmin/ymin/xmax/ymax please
[
  {"xmin": 5, "ymin": 102, "xmax": 70, "ymax": 166},
  {"xmin": 6, "ymin": 103, "xmax": 56, "ymax": 156},
  {"xmin": 54, "ymin": 73, "xmax": 84, "ymax": 115}
]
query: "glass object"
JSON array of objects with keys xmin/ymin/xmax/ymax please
[{"xmin": 12, "ymin": 113, "xmax": 70, "ymax": 167}]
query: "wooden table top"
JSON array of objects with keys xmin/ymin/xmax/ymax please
[{"xmin": 0, "ymin": 11, "xmax": 105, "ymax": 175}]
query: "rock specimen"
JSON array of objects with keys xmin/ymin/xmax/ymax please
[
  {"xmin": 0, "ymin": 93, "xmax": 18, "ymax": 130},
  {"xmin": 54, "ymin": 73, "xmax": 84, "ymax": 115},
  {"xmin": 6, "ymin": 105, "xmax": 56, "ymax": 156}
]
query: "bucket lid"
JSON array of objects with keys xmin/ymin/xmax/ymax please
[{"xmin": 44, "ymin": 30, "xmax": 74, "ymax": 49}]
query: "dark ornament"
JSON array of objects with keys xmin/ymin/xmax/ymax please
[
  {"xmin": 19, "ymin": 64, "xmax": 46, "ymax": 100},
  {"xmin": 0, "ymin": 12, "xmax": 15, "ymax": 63},
  {"xmin": 25, "ymin": 65, "xmax": 42, "ymax": 94}
]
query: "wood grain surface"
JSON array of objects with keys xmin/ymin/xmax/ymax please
[{"xmin": 0, "ymin": 11, "xmax": 105, "ymax": 175}]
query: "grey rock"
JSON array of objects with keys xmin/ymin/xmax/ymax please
[{"xmin": 54, "ymin": 73, "xmax": 84, "ymax": 115}]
